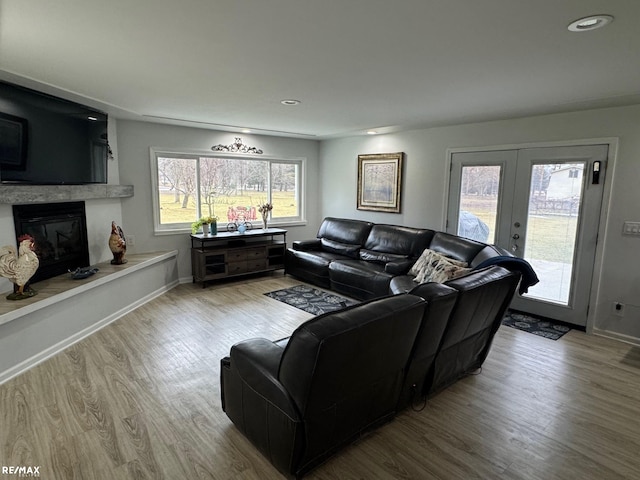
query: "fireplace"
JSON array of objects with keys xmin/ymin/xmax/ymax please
[{"xmin": 12, "ymin": 201, "xmax": 90, "ymax": 283}]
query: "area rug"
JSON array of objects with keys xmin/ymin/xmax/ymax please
[
  {"xmin": 266, "ymin": 286, "xmax": 571, "ymax": 340},
  {"xmin": 264, "ymin": 285, "xmax": 358, "ymax": 315},
  {"xmin": 502, "ymin": 310, "xmax": 571, "ymax": 340}
]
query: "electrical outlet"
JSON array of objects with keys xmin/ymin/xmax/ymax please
[
  {"xmin": 126, "ymin": 235, "xmax": 136, "ymax": 247},
  {"xmin": 612, "ymin": 302, "xmax": 625, "ymax": 317},
  {"xmin": 623, "ymin": 221, "xmax": 640, "ymax": 236}
]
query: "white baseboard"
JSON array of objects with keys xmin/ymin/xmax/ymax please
[
  {"xmin": 0, "ymin": 279, "xmax": 179, "ymax": 385},
  {"xmin": 592, "ymin": 327, "xmax": 640, "ymax": 347},
  {"xmin": 0, "ymin": 251, "xmax": 179, "ymax": 385}
]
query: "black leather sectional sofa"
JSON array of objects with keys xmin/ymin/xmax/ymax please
[
  {"xmin": 221, "ymin": 266, "xmax": 520, "ymax": 478},
  {"xmin": 285, "ymin": 217, "xmax": 517, "ymax": 299},
  {"xmin": 220, "ymin": 217, "xmax": 532, "ymax": 478}
]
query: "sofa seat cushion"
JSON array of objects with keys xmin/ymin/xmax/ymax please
[
  {"xmin": 409, "ymin": 248, "xmax": 471, "ymax": 284},
  {"xmin": 286, "ymin": 249, "xmax": 351, "ymax": 288},
  {"xmin": 358, "ymin": 248, "xmax": 408, "ymax": 264},
  {"xmin": 288, "ymin": 249, "xmax": 350, "ymax": 266},
  {"xmin": 329, "ymin": 260, "xmax": 395, "ymax": 300}
]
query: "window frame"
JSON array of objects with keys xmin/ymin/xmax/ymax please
[{"xmin": 150, "ymin": 147, "xmax": 306, "ymax": 235}]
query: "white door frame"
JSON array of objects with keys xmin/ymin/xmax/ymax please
[{"xmin": 443, "ymin": 137, "xmax": 619, "ymax": 334}]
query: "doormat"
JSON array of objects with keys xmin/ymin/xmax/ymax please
[
  {"xmin": 264, "ymin": 285, "xmax": 358, "ymax": 316},
  {"xmin": 502, "ymin": 310, "xmax": 571, "ymax": 340}
]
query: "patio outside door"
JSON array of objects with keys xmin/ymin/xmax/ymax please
[{"xmin": 447, "ymin": 144, "xmax": 608, "ymax": 326}]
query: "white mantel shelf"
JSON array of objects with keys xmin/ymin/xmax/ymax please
[
  {"xmin": 0, "ymin": 251, "xmax": 175, "ymax": 326},
  {"xmin": 0, "ymin": 184, "xmax": 134, "ymax": 204}
]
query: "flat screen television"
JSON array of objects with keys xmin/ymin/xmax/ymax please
[{"xmin": 0, "ymin": 80, "xmax": 108, "ymax": 184}]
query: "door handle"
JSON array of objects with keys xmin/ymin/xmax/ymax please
[{"xmin": 512, "ymin": 234, "xmax": 520, "ymax": 240}]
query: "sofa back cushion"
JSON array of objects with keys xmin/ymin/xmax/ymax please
[
  {"xmin": 470, "ymin": 244, "xmax": 514, "ymax": 268},
  {"xmin": 363, "ymin": 225, "xmax": 434, "ymax": 258},
  {"xmin": 317, "ymin": 217, "xmax": 373, "ymax": 258},
  {"xmin": 428, "ymin": 232, "xmax": 486, "ymax": 264},
  {"xmin": 279, "ymin": 293, "xmax": 424, "ymax": 425},
  {"xmin": 429, "ymin": 266, "xmax": 520, "ymax": 393}
]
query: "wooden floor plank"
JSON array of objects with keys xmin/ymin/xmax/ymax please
[{"xmin": 1, "ymin": 274, "xmax": 640, "ymax": 479}]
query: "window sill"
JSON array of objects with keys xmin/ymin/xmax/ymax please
[{"xmin": 154, "ymin": 220, "xmax": 307, "ymax": 236}]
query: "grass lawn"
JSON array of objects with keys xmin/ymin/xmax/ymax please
[
  {"xmin": 461, "ymin": 196, "xmax": 577, "ymax": 264},
  {"xmin": 467, "ymin": 211, "xmax": 577, "ymax": 263},
  {"xmin": 159, "ymin": 190, "xmax": 297, "ymax": 224}
]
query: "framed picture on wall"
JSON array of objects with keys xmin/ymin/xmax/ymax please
[
  {"xmin": 357, "ymin": 152, "xmax": 404, "ymax": 213},
  {"xmin": 0, "ymin": 112, "xmax": 28, "ymax": 171}
]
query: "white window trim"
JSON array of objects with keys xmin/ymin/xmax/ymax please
[{"xmin": 150, "ymin": 147, "xmax": 307, "ymax": 235}]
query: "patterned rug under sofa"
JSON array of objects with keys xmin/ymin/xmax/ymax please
[
  {"xmin": 264, "ymin": 285, "xmax": 359, "ymax": 315},
  {"xmin": 502, "ymin": 310, "xmax": 571, "ymax": 340},
  {"xmin": 265, "ymin": 285, "xmax": 571, "ymax": 340}
]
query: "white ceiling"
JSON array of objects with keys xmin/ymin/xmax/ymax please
[{"xmin": 1, "ymin": 0, "xmax": 639, "ymax": 139}]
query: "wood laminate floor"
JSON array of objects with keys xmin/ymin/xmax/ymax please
[{"xmin": 2, "ymin": 274, "xmax": 640, "ymax": 479}]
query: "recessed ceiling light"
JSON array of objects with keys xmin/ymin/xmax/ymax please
[
  {"xmin": 568, "ymin": 15, "xmax": 613, "ymax": 32},
  {"xmin": 280, "ymin": 99, "xmax": 301, "ymax": 106},
  {"xmin": 366, "ymin": 130, "xmax": 378, "ymax": 135},
  {"xmin": 241, "ymin": 128, "xmax": 252, "ymax": 133},
  {"xmin": 87, "ymin": 116, "xmax": 98, "ymax": 121}
]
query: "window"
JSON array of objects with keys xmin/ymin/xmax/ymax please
[{"xmin": 151, "ymin": 149, "xmax": 305, "ymax": 233}]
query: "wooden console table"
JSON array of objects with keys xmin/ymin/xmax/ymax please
[{"xmin": 190, "ymin": 228, "xmax": 287, "ymax": 286}]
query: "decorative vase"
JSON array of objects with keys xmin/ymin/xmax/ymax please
[
  {"xmin": 262, "ymin": 215, "xmax": 268, "ymax": 230},
  {"xmin": 210, "ymin": 222, "xmax": 217, "ymax": 235},
  {"xmin": 202, "ymin": 223, "xmax": 210, "ymax": 235},
  {"xmin": 238, "ymin": 223, "xmax": 247, "ymax": 234}
]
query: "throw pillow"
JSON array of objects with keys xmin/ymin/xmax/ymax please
[{"xmin": 410, "ymin": 248, "xmax": 471, "ymax": 284}]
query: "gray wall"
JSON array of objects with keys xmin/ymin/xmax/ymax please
[
  {"xmin": 319, "ymin": 104, "xmax": 640, "ymax": 343},
  {"xmin": 116, "ymin": 121, "xmax": 321, "ymax": 281},
  {"xmin": 5, "ymin": 107, "xmax": 637, "ymax": 344}
]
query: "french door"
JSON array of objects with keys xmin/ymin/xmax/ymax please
[{"xmin": 447, "ymin": 144, "xmax": 608, "ymax": 326}]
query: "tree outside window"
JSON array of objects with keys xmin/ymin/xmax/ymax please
[{"xmin": 152, "ymin": 151, "xmax": 304, "ymax": 233}]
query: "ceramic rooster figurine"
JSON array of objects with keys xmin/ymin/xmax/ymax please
[
  {"xmin": 109, "ymin": 221, "xmax": 127, "ymax": 265},
  {"xmin": 0, "ymin": 234, "xmax": 40, "ymax": 300}
]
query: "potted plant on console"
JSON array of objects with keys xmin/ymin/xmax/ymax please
[{"xmin": 191, "ymin": 216, "xmax": 218, "ymax": 236}]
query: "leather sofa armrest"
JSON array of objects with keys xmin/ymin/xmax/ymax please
[
  {"xmin": 292, "ymin": 239, "xmax": 322, "ymax": 251},
  {"xmin": 385, "ymin": 258, "xmax": 415, "ymax": 275},
  {"xmin": 230, "ymin": 339, "xmax": 300, "ymax": 418}
]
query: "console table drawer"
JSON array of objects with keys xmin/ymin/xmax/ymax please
[
  {"xmin": 227, "ymin": 261, "xmax": 248, "ymax": 275},
  {"xmin": 247, "ymin": 259, "xmax": 267, "ymax": 271},
  {"xmin": 227, "ymin": 248, "xmax": 265, "ymax": 262},
  {"xmin": 245, "ymin": 247, "xmax": 266, "ymax": 259}
]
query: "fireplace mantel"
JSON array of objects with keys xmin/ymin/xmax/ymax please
[{"xmin": 0, "ymin": 184, "xmax": 134, "ymax": 204}]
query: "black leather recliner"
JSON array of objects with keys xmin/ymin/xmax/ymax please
[
  {"xmin": 411, "ymin": 265, "xmax": 521, "ymax": 395},
  {"xmin": 220, "ymin": 294, "xmax": 428, "ymax": 479},
  {"xmin": 396, "ymin": 282, "xmax": 458, "ymax": 410},
  {"xmin": 285, "ymin": 217, "xmax": 373, "ymax": 289}
]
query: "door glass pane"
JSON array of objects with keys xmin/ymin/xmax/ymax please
[
  {"xmin": 523, "ymin": 163, "xmax": 584, "ymax": 305},
  {"xmin": 458, "ymin": 165, "xmax": 501, "ymax": 243}
]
